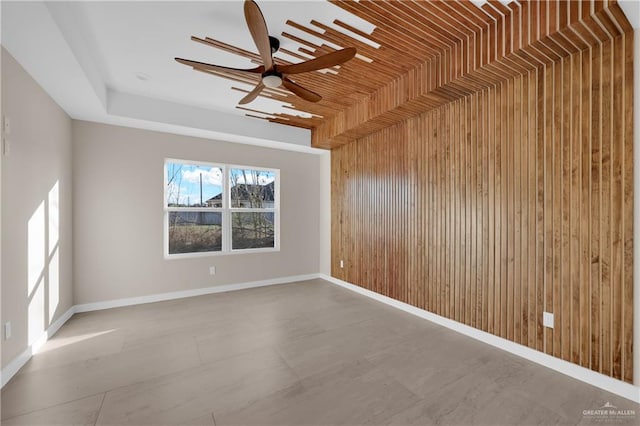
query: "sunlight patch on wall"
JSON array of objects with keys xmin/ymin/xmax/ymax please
[
  {"xmin": 48, "ymin": 181, "xmax": 59, "ymax": 254},
  {"xmin": 27, "ymin": 180, "xmax": 63, "ymax": 344},
  {"xmin": 48, "ymin": 250, "xmax": 60, "ymax": 323},
  {"xmin": 28, "ymin": 277, "xmax": 45, "ymax": 346},
  {"xmin": 27, "ymin": 200, "xmax": 45, "ymax": 296},
  {"xmin": 48, "ymin": 182, "xmax": 60, "ymax": 321}
]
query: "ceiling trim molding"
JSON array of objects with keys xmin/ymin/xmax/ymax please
[
  {"xmin": 44, "ymin": 1, "xmax": 109, "ymax": 109},
  {"xmin": 107, "ymin": 90, "xmax": 312, "ymax": 150},
  {"xmin": 1, "ymin": 1, "xmax": 313, "ymax": 151}
]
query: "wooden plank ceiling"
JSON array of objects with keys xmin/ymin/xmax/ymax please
[{"xmin": 196, "ymin": 0, "xmax": 633, "ymax": 149}]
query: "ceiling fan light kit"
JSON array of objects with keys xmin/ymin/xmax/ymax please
[
  {"xmin": 175, "ymin": 0, "xmax": 357, "ymax": 105},
  {"xmin": 262, "ymin": 73, "xmax": 283, "ymax": 89}
]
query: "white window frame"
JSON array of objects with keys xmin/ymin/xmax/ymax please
[
  {"xmin": 227, "ymin": 164, "xmax": 280, "ymax": 254},
  {"xmin": 164, "ymin": 158, "xmax": 280, "ymax": 259}
]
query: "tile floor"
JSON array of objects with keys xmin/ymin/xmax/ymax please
[{"xmin": 1, "ymin": 279, "xmax": 638, "ymax": 425}]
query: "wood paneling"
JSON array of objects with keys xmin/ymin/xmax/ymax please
[
  {"xmin": 331, "ymin": 32, "xmax": 634, "ymax": 382},
  {"xmin": 312, "ymin": 0, "xmax": 634, "ymax": 148}
]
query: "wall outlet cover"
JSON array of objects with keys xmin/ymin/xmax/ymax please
[
  {"xmin": 340, "ymin": 260, "xmax": 344, "ymax": 268},
  {"xmin": 543, "ymin": 312, "xmax": 554, "ymax": 329},
  {"xmin": 4, "ymin": 322, "xmax": 11, "ymax": 340},
  {"xmin": 209, "ymin": 266, "xmax": 216, "ymax": 275},
  {"xmin": 3, "ymin": 116, "xmax": 10, "ymax": 134}
]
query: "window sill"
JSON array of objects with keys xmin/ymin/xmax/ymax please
[{"xmin": 164, "ymin": 247, "xmax": 280, "ymax": 260}]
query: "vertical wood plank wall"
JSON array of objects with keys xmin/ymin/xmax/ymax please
[{"xmin": 331, "ymin": 34, "xmax": 634, "ymax": 383}]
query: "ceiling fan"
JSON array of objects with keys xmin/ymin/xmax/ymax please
[{"xmin": 175, "ymin": 0, "xmax": 357, "ymax": 105}]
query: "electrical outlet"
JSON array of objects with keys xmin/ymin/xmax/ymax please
[
  {"xmin": 543, "ymin": 312, "xmax": 554, "ymax": 329},
  {"xmin": 209, "ymin": 266, "xmax": 216, "ymax": 275},
  {"xmin": 2, "ymin": 116, "xmax": 10, "ymax": 135},
  {"xmin": 340, "ymin": 260, "xmax": 344, "ymax": 269},
  {"xmin": 4, "ymin": 322, "xmax": 11, "ymax": 340}
]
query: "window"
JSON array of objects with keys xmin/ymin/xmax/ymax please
[
  {"xmin": 164, "ymin": 159, "xmax": 279, "ymax": 257},
  {"xmin": 229, "ymin": 168, "xmax": 277, "ymax": 250}
]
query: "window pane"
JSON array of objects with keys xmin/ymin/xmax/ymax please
[
  {"xmin": 229, "ymin": 168, "xmax": 275, "ymax": 208},
  {"xmin": 166, "ymin": 163, "xmax": 223, "ymax": 208},
  {"xmin": 232, "ymin": 212, "xmax": 275, "ymax": 250},
  {"xmin": 169, "ymin": 212, "xmax": 222, "ymax": 254}
]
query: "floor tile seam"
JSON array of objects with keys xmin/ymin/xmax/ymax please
[
  {"xmin": 5, "ymin": 365, "xmax": 195, "ymax": 422},
  {"xmin": 86, "ymin": 362, "xmax": 207, "ymax": 408},
  {"xmin": 361, "ymin": 344, "xmax": 483, "ymax": 401},
  {"xmin": 0, "ymin": 390, "xmax": 106, "ymax": 423},
  {"xmin": 76, "ymin": 364, "xmax": 210, "ymax": 424},
  {"xmin": 271, "ymin": 344, "xmax": 306, "ymax": 385},
  {"xmin": 192, "ymin": 335, "xmax": 207, "ymax": 365},
  {"xmin": 93, "ymin": 392, "xmax": 107, "ymax": 426},
  {"xmin": 258, "ymin": 317, "xmax": 331, "ymax": 347},
  {"xmin": 14, "ymin": 331, "xmax": 129, "ymax": 378},
  {"xmin": 317, "ymin": 316, "xmax": 378, "ymax": 332},
  {"xmin": 188, "ymin": 314, "xmax": 334, "ymax": 367},
  {"xmin": 194, "ymin": 318, "xmax": 327, "ymax": 343},
  {"xmin": 194, "ymin": 340, "xmax": 281, "ymax": 367},
  {"xmin": 237, "ymin": 300, "xmax": 270, "ymax": 331},
  {"xmin": 361, "ymin": 358, "xmax": 426, "ymax": 402},
  {"xmin": 12, "ymin": 334, "xmax": 186, "ymax": 379},
  {"xmin": 216, "ymin": 380, "xmax": 309, "ymax": 425},
  {"xmin": 521, "ymin": 397, "xmax": 576, "ymax": 425},
  {"xmin": 281, "ymin": 327, "xmax": 331, "ymax": 347},
  {"xmin": 484, "ymin": 393, "xmax": 573, "ymax": 425}
]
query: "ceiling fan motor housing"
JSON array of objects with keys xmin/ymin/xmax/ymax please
[{"xmin": 268, "ymin": 36, "xmax": 280, "ymax": 53}]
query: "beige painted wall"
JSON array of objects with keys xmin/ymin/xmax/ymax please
[
  {"xmin": 1, "ymin": 48, "xmax": 73, "ymax": 368},
  {"xmin": 72, "ymin": 121, "xmax": 321, "ymax": 304}
]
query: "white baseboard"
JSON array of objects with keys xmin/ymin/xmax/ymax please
[
  {"xmin": 1, "ymin": 306, "xmax": 74, "ymax": 388},
  {"xmin": 320, "ymin": 274, "xmax": 640, "ymax": 404},
  {"xmin": 1, "ymin": 273, "xmax": 319, "ymax": 389},
  {"xmin": 74, "ymin": 273, "xmax": 320, "ymax": 313},
  {"xmin": 1, "ymin": 348, "xmax": 32, "ymax": 389}
]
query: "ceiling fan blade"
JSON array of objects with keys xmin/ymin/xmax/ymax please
[
  {"xmin": 278, "ymin": 47, "xmax": 357, "ymax": 75},
  {"xmin": 282, "ymin": 78, "xmax": 322, "ymax": 103},
  {"xmin": 243, "ymin": 0, "xmax": 273, "ymax": 70},
  {"xmin": 175, "ymin": 58, "xmax": 264, "ymax": 74},
  {"xmin": 238, "ymin": 82, "xmax": 265, "ymax": 105}
]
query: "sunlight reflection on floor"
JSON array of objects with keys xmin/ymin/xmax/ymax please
[{"xmin": 36, "ymin": 329, "xmax": 117, "ymax": 354}]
